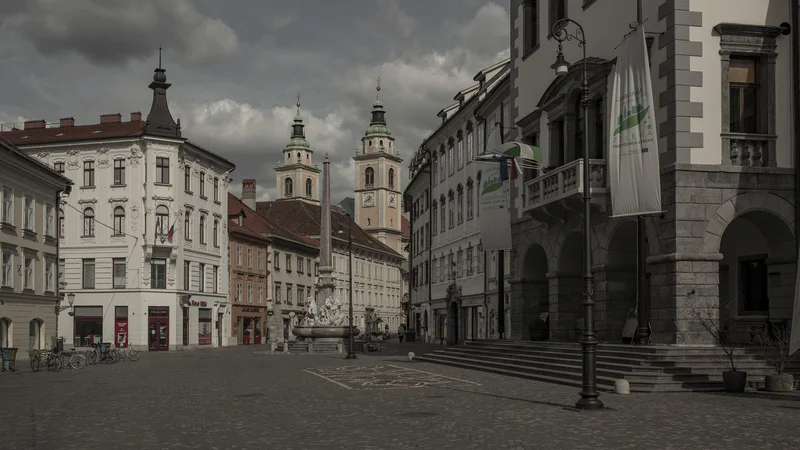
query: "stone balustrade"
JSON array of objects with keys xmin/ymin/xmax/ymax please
[
  {"xmin": 723, "ymin": 132, "xmax": 777, "ymax": 167},
  {"xmin": 522, "ymin": 159, "xmax": 608, "ymax": 216}
]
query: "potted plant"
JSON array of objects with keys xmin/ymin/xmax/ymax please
[
  {"xmin": 687, "ymin": 294, "xmax": 746, "ymax": 393},
  {"xmin": 755, "ymin": 322, "xmax": 794, "ymax": 392}
]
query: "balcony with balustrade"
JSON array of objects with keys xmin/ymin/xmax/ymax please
[{"xmin": 521, "ymin": 159, "xmax": 608, "ymax": 223}]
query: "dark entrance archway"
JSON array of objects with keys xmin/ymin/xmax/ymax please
[
  {"xmin": 447, "ymin": 302, "xmax": 459, "ymax": 345},
  {"xmin": 600, "ymin": 220, "xmax": 638, "ymax": 341},
  {"xmin": 516, "ymin": 244, "xmax": 549, "ymax": 340},
  {"xmin": 554, "ymin": 232, "xmax": 584, "ymax": 340}
]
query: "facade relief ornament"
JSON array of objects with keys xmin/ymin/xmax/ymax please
[
  {"xmin": 37, "ymin": 151, "xmax": 50, "ymax": 161},
  {"xmin": 67, "ymin": 150, "xmax": 80, "ymax": 167},
  {"xmin": 129, "ymin": 147, "xmax": 142, "ymax": 166}
]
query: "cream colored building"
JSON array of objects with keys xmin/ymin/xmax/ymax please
[{"xmin": 0, "ymin": 137, "xmax": 72, "ymax": 353}]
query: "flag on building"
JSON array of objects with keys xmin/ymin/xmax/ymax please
[
  {"xmin": 607, "ymin": 25, "xmax": 662, "ymax": 217},
  {"xmin": 167, "ymin": 223, "xmax": 175, "ymax": 240}
]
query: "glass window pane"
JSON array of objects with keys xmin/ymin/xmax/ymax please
[
  {"xmin": 729, "ymin": 58, "xmax": 756, "ymax": 84},
  {"xmin": 729, "ymin": 87, "xmax": 741, "ymax": 132},
  {"xmin": 742, "ymin": 87, "xmax": 758, "ymax": 134}
]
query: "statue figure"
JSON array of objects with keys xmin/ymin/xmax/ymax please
[{"xmin": 303, "ymin": 298, "xmax": 318, "ymax": 326}]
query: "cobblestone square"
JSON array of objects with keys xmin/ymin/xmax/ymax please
[{"xmin": 1, "ymin": 343, "xmax": 799, "ymax": 450}]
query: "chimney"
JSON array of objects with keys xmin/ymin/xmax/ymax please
[
  {"xmin": 130, "ymin": 112, "xmax": 142, "ymax": 122},
  {"xmin": 242, "ymin": 179, "xmax": 257, "ymax": 210},
  {"xmin": 59, "ymin": 117, "xmax": 75, "ymax": 127},
  {"xmin": 24, "ymin": 120, "xmax": 46, "ymax": 130},
  {"xmin": 100, "ymin": 113, "xmax": 122, "ymax": 124}
]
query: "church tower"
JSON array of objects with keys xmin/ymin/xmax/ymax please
[
  {"xmin": 354, "ymin": 80, "xmax": 403, "ymax": 253},
  {"xmin": 274, "ymin": 96, "xmax": 320, "ymax": 203}
]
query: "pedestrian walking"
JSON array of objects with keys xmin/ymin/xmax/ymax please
[{"xmin": 398, "ymin": 323, "xmax": 406, "ymax": 344}]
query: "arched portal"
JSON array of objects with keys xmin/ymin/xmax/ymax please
[
  {"xmin": 600, "ymin": 221, "xmax": 638, "ymax": 341},
  {"xmin": 447, "ymin": 301, "xmax": 459, "ymax": 345},
  {"xmin": 718, "ymin": 210, "xmax": 795, "ymax": 343},
  {"xmin": 553, "ymin": 232, "xmax": 585, "ymax": 340},
  {"xmin": 29, "ymin": 319, "xmax": 44, "ymax": 350},
  {"xmin": 516, "ymin": 244, "xmax": 549, "ymax": 340}
]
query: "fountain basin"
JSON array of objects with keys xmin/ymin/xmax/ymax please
[{"xmin": 292, "ymin": 326, "xmax": 360, "ymax": 339}]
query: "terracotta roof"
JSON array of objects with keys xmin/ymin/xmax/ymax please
[
  {"xmin": 228, "ymin": 193, "xmax": 316, "ymax": 247},
  {"xmin": 0, "ymin": 121, "xmax": 145, "ymax": 146},
  {"xmin": 256, "ymin": 199, "xmax": 403, "ymax": 259}
]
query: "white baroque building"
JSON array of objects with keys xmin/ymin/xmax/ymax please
[
  {"xmin": 405, "ymin": 59, "xmax": 512, "ymax": 344},
  {"xmin": 0, "ymin": 65, "xmax": 235, "ymax": 351}
]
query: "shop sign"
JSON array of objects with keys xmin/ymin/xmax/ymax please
[
  {"xmin": 190, "ymin": 300, "xmax": 207, "ymax": 307},
  {"xmin": 240, "ymin": 307, "xmax": 261, "ymax": 313}
]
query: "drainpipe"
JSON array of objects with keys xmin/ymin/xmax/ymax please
[
  {"xmin": 54, "ymin": 183, "xmax": 70, "ymax": 348},
  {"xmin": 793, "ymin": 0, "xmax": 800, "ymax": 245}
]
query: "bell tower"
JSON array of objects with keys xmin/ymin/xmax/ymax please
[
  {"xmin": 353, "ymin": 79, "xmax": 403, "ymax": 253},
  {"xmin": 274, "ymin": 94, "xmax": 320, "ymax": 203}
]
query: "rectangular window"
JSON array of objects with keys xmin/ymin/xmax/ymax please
[
  {"xmin": 448, "ymin": 253, "xmax": 455, "ymax": 280},
  {"xmin": 198, "ymin": 308, "xmax": 212, "ymax": 345},
  {"xmin": 467, "ymin": 247, "xmax": 474, "ymax": 275},
  {"xmin": 523, "ymin": 0, "xmax": 539, "ymax": 54},
  {"xmin": 247, "ymin": 284, "xmax": 253, "ymax": 303},
  {"xmin": 199, "ymin": 172, "xmax": 206, "ymax": 197},
  {"xmin": 286, "ymin": 254, "xmax": 292, "ymax": 272},
  {"xmin": 729, "ymin": 57, "xmax": 760, "ymax": 134},
  {"xmin": 247, "ymin": 248, "xmax": 253, "ymax": 268},
  {"xmin": 82, "ymin": 259, "xmax": 95, "ymax": 289},
  {"xmin": 549, "ymin": 0, "xmax": 567, "ymax": 33},
  {"xmin": 0, "ymin": 252, "xmax": 14, "ymax": 287},
  {"xmin": 73, "ymin": 306, "xmax": 103, "ymax": 348},
  {"xmin": 258, "ymin": 285, "xmax": 263, "ymax": 303},
  {"xmin": 286, "ymin": 285, "xmax": 293, "ymax": 305},
  {"xmin": 113, "ymin": 258, "xmax": 126, "ymax": 289},
  {"xmin": 457, "ymin": 137, "xmax": 464, "ymax": 169},
  {"xmin": 213, "ymin": 265, "xmax": 219, "ymax": 293},
  {"xmin": 213, "ymin": 177, "xmax": 219, "ymax": 201},
  {"xmin": 184, "ymin": 261, "xmax": 190, "ymax": 290},
  {"xmin": 156, "ymin": 157, "xmax": 170, "ymax": 184},
  {"xmin": 448, "ymin": 142, "xmax": 455, "ymax": 176},
  {"xmin": 236, "ymin": 245, "xmax": 242, "ymax": 266},
  {"xmin": 457, "ymin": 250, "xmax": 464, "ymax": 278},
  {"xmin": 45, "ymin": 260, "xmax": 54, "ymax": 292},
  {"xmin": 439, "ymin": 150, "xmax": 446, "ymax": 181},
  {"xmin": 23, "ymin": 195, "xmax": 33, "ymax": 230},
  {"xmin": 236, "ymin": 283, "xmax": 242, "ymax": 301},
  {"xmin": 150, "ymin": 259, "xmax": 166, "ymax": 289},
  {"xmin": 296, "ymin": 285, "xmax": 303, "ymax": 304},
  {"xmin": 274, "ymin": 251, "xmax": 281, "ymax": 270},
  {"xmin": 466, "ymin": 128, "xmax": 474, "ymax": 162},
  {"xmin": 307, "ymin": 258, "xmax": 312, "ymax": 277},
  {"xmin": 53, "ymin": 162, "xmax": 65, "ymax": 174},
  {"xmin": 114, "ymin": 159, "xmax": 126, "ymax": 185},
  {"xmin": 257, "ymin": 249, "xmax": 263, "ymax": 270},
  {"xmin": 739, "ymin": 256, "xmax": 768, "ymax": 313},
  {"xmin": 185, "ymin": 165, "xmax": 191, "ymax": 191},
  {"xmin": 298, "ymin": 257, "xmax": 304, "ymax": 274},
  {"xmin": 83, "ymin": 161, "xmax": 95, "ymax": 187},
  {"xmin": 45, "ymin": 203, "xmax": 54, "ymax": 237},
  {"xmin": 478, "ymin": 121, "xmax": 486, "ymax": 155},
  {"xmin": 1, "ymin": 187, "xmax": 12, "ymax": 224},
  {"xmin": 478, "ymin": 245, "xmax": 484, "ymax": 273},
  {"xmin": 275, "ymin": 283, "xmax": 282, "ymax": 304},
  {"xmin": 23, "ymin": 256, "xmax": 33, "ymax": 289},
  {"xmin": 58, "ymin": 259, "xmax": 65, "ymax": 290},
  {"xmin": 199, "ymin": 263, "xmax": 205, "ymax": 292}
]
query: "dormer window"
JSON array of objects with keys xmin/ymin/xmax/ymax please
[{"xmin": 238, "ymin": 213, "xmax": 244, "ymax": 227}]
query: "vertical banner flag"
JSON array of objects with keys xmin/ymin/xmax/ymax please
[
  {"xmin": 608, "ymin": 26, "xmax": 662, "ymax": 217},
  {"xmin": 790, "ymin": 247, "xmax": 800, "ymax": 355},
  {"xmin": 476, "ymin": 161, "xmax": 512, "ymax": 250}
]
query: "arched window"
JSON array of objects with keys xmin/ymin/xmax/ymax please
[
  {"xmin": 448, "ymin": 190, "xmax": 455, "ymax": 229},
  {"xmin": 594, "ymin": 97, "xmax": 605, "ymax": 159},
  {"xmin": 58, "ymin": 209, "xmax": 65, "ymax": 239},
  {"xmin": 388, "ymin": 168, "xmax": 395, "ymax": 189},
  {"xmin": 185, "ymin": 211, "xmax": 191, "ymax": 240},
  {"xmin": 305, "ymin": 178, "xmax": 313, "ymax": 199},
  {"xmin": 457, "ymin": 131, "xmax": 464, "ymax": 169},
  {"xmin": 431, "ymin": 201, "xmax": 438, "ymax": 235},
  {"xmin": 457, "ymin": 184, "xmax": 464, "ymax": 224},
  {"xmin": 467, "ymin": 178, "xmax": 474, "ymax": 220},
  {"xmin": 284, "ymin": 177, "xmax": 293, "ymax": 198},
  {"xmin": 466, "ymin": 123, "xmax": 474, "ymax": 162},
  {"xmin": 155, "ymin": 205, "xmax": 169, "ymax": 236},
  {"xmin": 113, "ymin": 206, "xmax": 125, "ymax": 236},
  {"xmin": 199, "ymin": 215, "xmax": 206, "ymax": 244},
  {"xmin": 364, "ymin": 167, "xmax": 375, "ymax": 188},
  {"xmin": 29, "ymin": 319, "xmax": 43, "ymax": 350},
  {"xmin": 213, "ymin": 219, "xmax": 219, "ymax": 247},
  {"xmin": 83, "ymin": 207, "xmax": 95, "ymax": 237},
  {"xmin": 439, "ymin": 145, "xmax": 446, "ymax": 181},
  {"xmin": 448, "ymin": 139, "xmax": 455, "ymax": 176}
]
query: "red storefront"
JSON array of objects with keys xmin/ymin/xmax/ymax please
[{"xmin": 232, "ymin": 305, "xmax": 267, "ymax": 345}]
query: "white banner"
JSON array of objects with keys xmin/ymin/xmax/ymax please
[
  {"xmin": 476, "ymin": 161, "xmax": 512, "ymax": 251},
  {"xmin": 790, "ymin": 250, "xmax": 800, "ymax": 355},
  {"xmin": 608, "ymin": 26, "xmax": 662, "ymax": 217}
]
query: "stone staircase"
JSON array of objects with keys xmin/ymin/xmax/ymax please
[
  {"xmin": 280, "ymin": 340, "xmax": 342, "ymax": 353},
  {"xmin": 414, "ymin": 340, "xmax": 800, "ymax": 392}
]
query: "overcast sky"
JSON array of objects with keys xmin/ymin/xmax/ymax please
[{"xmin": 0, "ymin": 0, "xmax": 510, "ymax": 203}]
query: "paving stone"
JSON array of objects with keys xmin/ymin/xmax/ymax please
[{"xmin": 0, "ymin": 343, "xmax": 798, "ymax": 449}]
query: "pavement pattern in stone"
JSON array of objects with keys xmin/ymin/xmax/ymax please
[
  {"xmin": 0, "ymin": 342, "xmax": 798, "ymax": 450},
  {"xmin": 304, "ymin": 364, "xmax": 481, "ymax": 390}
]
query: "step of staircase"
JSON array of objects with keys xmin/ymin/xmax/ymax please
[{"xmin": 416, "ymin": 340, "xmax": 798, "ymax": 393}]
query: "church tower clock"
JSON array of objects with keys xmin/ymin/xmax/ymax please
[
  {"xmin": 354, "ymin": 80, "xmax": 403, "ymax": 253},
  {"xmin": 274, "ymin": 95, "xmax": 320, "ymax": 204}
]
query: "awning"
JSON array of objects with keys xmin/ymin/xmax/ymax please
[{"xmin": 487, "ymin": 142, "xmax": 544, "ymax": 162}]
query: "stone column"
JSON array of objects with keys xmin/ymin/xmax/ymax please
[
  {"xmin": 317, "ymin": 154, "xmax": 335, "ymax": 301},
  {"xmin": 647, "ymin": 252, "xmax": 722, "ymax": 345}
]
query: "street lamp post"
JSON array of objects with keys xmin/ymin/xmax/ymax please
[
  {"xmin": 551, "ymin": 18, "xmax": 604, "ymax": 411},
  {"xmin": 345, "ymin": 214, "xmax": 357, "ymax": 359}
]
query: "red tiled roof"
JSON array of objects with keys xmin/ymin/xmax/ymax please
[
  {"xmin": 0, "ymin": 121, "xmax": 145, "ymax": 146},
  {"xmin": 229, "ymin": 193, "xmax": 318, "ymax": 248},
  {"xmin": 256, "ymin": 200, "xmax": 403, "ymax": 259}
]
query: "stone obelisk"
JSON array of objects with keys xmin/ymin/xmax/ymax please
[{"xmin": 317, "ymin": 154, "xmax": 335, "ymax": 301}]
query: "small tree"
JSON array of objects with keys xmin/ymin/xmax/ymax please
[
  {"xmin": 686, "ymin": 291, "xmax": 741, "ymax": 372},
  {"xmin": 755, "ymin": 323, "xmax": 792, "ymax": 375}
]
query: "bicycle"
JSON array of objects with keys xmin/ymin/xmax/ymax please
[
  {"xmin": 59, "ymin": 348, "xmax": 87, "ymax": 370},
  {"xmin": 88, "ymin": 343, "xmax": 115, "ymax": 364},
  {"xmin": 115, "ymin": 346, "xmax": 140, "ymax": 362}
]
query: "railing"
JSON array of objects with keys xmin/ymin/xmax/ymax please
[
  {"xmin": 523, "ymin": 159, "xmax": 608, "ymax": 213},
  {"xmin": 723, "ymin": 133, "xmax": 777, "ymax": 167}
]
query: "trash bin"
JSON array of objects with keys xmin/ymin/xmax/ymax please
[{"xmin": 1, "ymin": 348, "xmax": 18, "ymax": 372}]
